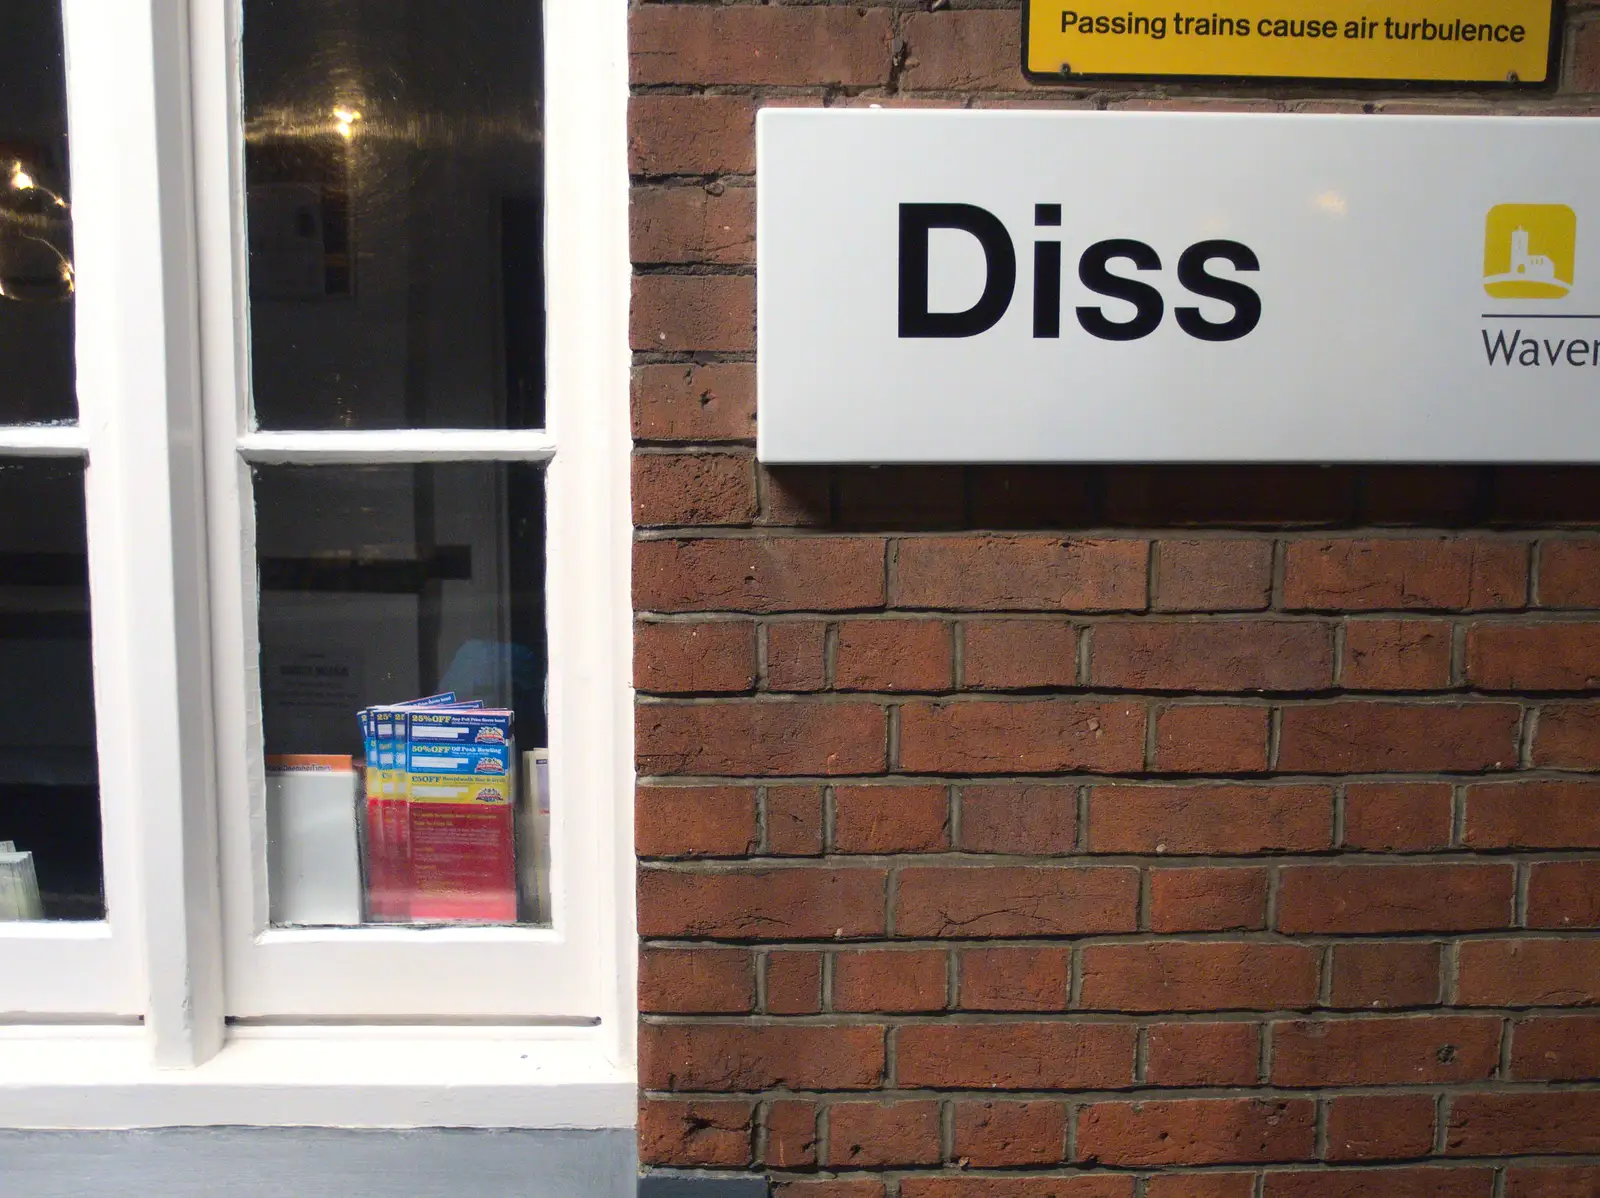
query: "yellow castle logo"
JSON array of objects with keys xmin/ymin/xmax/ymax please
[{"xmin": 1484, "ymin": 204, "xmax": 1576, "ymax": 299}]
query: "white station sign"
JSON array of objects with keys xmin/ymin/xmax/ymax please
[{"xmin": 756, "ymin": 110, "xmax": 1600, "ymax": 463}]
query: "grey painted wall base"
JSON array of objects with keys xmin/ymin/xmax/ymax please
[
  {"xmin": 0, "ymin": 1127, "xmax": 635, "ymax": 1198},
  {"xmin": 638, "ymin": 1172, "xmax": 769, "ymax": 1198}
]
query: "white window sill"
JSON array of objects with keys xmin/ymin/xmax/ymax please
[{"xmin": 0, "ymin": 1026, "xmax": 636, "ymax": 1129}]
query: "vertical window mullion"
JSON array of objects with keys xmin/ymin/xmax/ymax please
[
  {"xmin": 541, "ymin": 0, "xmax": 635, "ymax": 1065},
  {"xmin": 63, "ymin": 0, "xmax": 225, "ymax": 1063}
]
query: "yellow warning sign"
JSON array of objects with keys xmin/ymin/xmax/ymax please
[{"xmin": 1024, "ymin": 1, "xmax": 1555, "ymax": 83}]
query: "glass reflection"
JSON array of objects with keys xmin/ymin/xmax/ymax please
[
  {"xmin": 0, "ymin": 0, "xmax": 74, "ymax": 425},
  {"xmin": 243, "ymin": 0, "xmax": 545, "ymax": 431},
  {"xmin": 253, "ymin": 462, "xmax": 549, "ymax": 926},
  {"xmin": 0, "ymin": 458, "xmax": 101, "ymax": 920}
]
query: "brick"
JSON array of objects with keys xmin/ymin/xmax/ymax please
[
  {"xmin": 633, "ymin": 452, "xmax": 757, "ymax": 528},
  {"xmin": 1506, "ymin": 1168, "xmax": 1600, "ymax": 1198},
  {"xmin": 1110, "ymin": 99, "xmax": 1285, "ymax": 113},
  {"xmin": 1457, "ymin": 938, "xmax": 1600, "ymax": 1006},
  {"xmin": 896, "ymin": 1022, "xmax": 1135, "ymax": 1089},
  {"xmin": 1327, "ymin": 942, "xmax": 1441, "ymax": 1009},
  {"xmin": 834, "ymin": 619, "xmax": 952, "ymax": 692},
  {"xmin": 637, "ymin": 701, "xmax": 886, "ymax": 776},
  {"xmin": 1276, "ymin": 702, "xmax": 1520, "ymax": 773},
  {"xmin": 1080, "ymin": 943, "xmax": 1320, "ymax": 1012},
  {"xmin": 1145, "ymin": 1022, "xmax": 1260, "ymax": 1086},
  {"xmin": 1282, "ymin": 538, "xmax": 1526, "ymax": 610},
  {"xmin": 1276, "ymin": 864, "xmax": 1512, "ymax": 933},
  {"xmin": 833, "ymin": 785, "xmax": 948, "ymax": 854},
  {"xmin": 1468, "ymin": 622, "xmax": 1600, "ymax": 690},
  {"xmin": 1090, "ymin": 620, "xmax": 1333, "ymax": 693},
  {"xmin": 959, "ymin": 947, "xmax": 1071, "ymax": 1011},
  {"xmin": 640, "ymin": 1023, "xmax": 884, "ymax": 1092},
  {"xmin": 1532, "ymin": 702, "xmax": 1600, "ymax": 767},
  {"xmin": 1360, "ymin": 466, "xmax": 1483, "ymax": 526},
  {"xmin": 1324, "ymin": 1094, "xmax": 1435, "ymax": 1162},
  {"xmin": 1271, "ymin": 1016, "xmax": 1500, "ymax": 1085},
  {"xmin": 637, "ymin": 786, "xmax": 756, "ymax": 858},
  {"xmin": 1528, "ymin": 860, "xmax": 1600, "ymax": 928},
  {"xmin": 1369, "ymin": 99, "xmax": 1516, "ymax": 112},
  {"xmin": 1077, "ymin": 1098, "xmax": 1315, "ymax": 1166},
  {"xmin": 826, "ymin": 1100, "xmax": 941, "ymax": 1168},
  {"xmin": 1446, "ymin": 1092, "xmax": 1600, "ymax": 1155},
  {"xmin": 1540, "ymin": 537, "xmax": 1600, "ymax": 605},
  {"xmin": 631, "ymin": 274, "xmax": 753, "ymax": 353},
  {"xmin": 830, "ymin": 92, "xmax": 977, "ymax": 112},
  {"xmin": 1263, "ymin": 1168, "xmax": 1494, "ymax": 1198},
  {"xmin": 899, "ymin": 1180, "xmax": 1133, "ymax": 1198},
  {"xmin": 896, "ymin": 866, "xmax": 1138, "ymax": 938},
  {"xmin": 1149, "ymin": 867, "xmax": 1269, "ymax": 933},
  {"xmin": 765, "ymin": 621, "xmax": 827, "ymax": 692},
  {"xmin": 962, "ymin": 619, "xmax": 1079, "ymax": 689},
  {"xmin": 894, "ymin": 537, "xmax": 1148, "ymax": 612},
  {"xmin": 776, "ymin": 1183, "xmax": 885, "ymax": 1198},
  {"xmin": 899, "ymin": 700, "xmax": 1146, "ymax": 774},
  {"xmin": 1153, "ymin": 705, "xmax": 1270, "ymax": 772},
  {"xmin": 632, "ymin": 363, "xmax": 756, "ymax": 443},
  {"xmin": 833, "ymin": 949, "xmax": 948, "ymax": 1014},
  {"xmin": 767, "ymin": 785, "xmax": 823, "ymax": 856},
  {"xmin": 639, "ymin": 946, "xmax": 753, "ymax": 1015},
  {"xmin": 1464, "ymin": 781, "xmax": 1600, "ymax": 849},
  {"xmin": 902, "ymin": 11, "xmax": 1023, "ymax": 90},
  {"xmin": 638, "ymin": 1098, "xmax": 755, "ymax": 1167},
  {"xmin": 835, "ymin": 467, "xmax": 965, "ymax": 531},
  {"xmin": 630, "ymin": 5, "xmax": 892, "ymax": 87},
  {"xmin": 1489, "ymin": 466, "xmax": 1600, "ymax": 524},
  {"xmin": 1340, "ymin": 619, "xmax": 1453, "ymax": 690},
  {"xmin": 765, "ymin": 1099, "xmax": 818, "ymax": 1169},
  {"xmin": 1342, "ymin": 782, "xmax": 1453, "ymax": 852},
  {"xmin": 959, "ymin": 784, "xmax": 1078, "ymax": 854},
  {"xmin": 966, "ymin": 466, "xmax": 1100, "ymax": 529},
  {"xmin": 760, "ymin": 466, "xmax": 831, "ymax": 528},
  {"xmin": 634, "ymin": 537, "xmax": 885, "ymax": 614},
  {"xmin": 1145, "ymin": 1177, "xmax": 1255, "ymax": 1198},
  {"xmin": 1154, "ymin": 539, "xmax": 1274, "ymax": 613},
  {"xmin": 1510, "ymin": 1015, "xmax": 1600, "ymax": 1080},
  {"xmin": 1105, "ymin": 467, "xmax": 1355, "ymax": 527},
  {"xmin": 631, "ymin": 184, "xmax": 754, "ymax": 266},
  {"xmin": 1089, "ymin": 785, "xmax": 1332, "ymax": 855},
  {"xmin": 952, "ymin": 1100, "xmax": 1067, "ymax": 1167},
  {"xmin": 765, "ymin": 951, "xmax": 822, "ymax": 1015},
  {"xmin": 1571, "ymin": 17, "xmax": 1600, "ymax": 92},
  {"xmin": 629, "ymin": 95, "xmax": 755, "ymax": 176},
  {"xmin": 634, "ymin": 620, "xmax": 757, "ymax": 694},
  {"xmin": 636, "ymin": 867, "xmax": 885, "ymax": 940}
]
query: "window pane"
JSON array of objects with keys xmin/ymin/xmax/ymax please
[
  {"xmin": 0, "ymin": 0, "xmax": 75, "ymax": 426},
  {"xmin": 253, "ymin": 462, "xmax": 549, "ymax": 927},
  {"xmin": 0, "ymin": 458, "xmax": 101, "ymax": 921},
  {"xmin": 242, "ymin": 1, "xmax": 545, "ymax": 431}
]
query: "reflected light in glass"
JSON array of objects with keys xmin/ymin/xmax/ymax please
[{"xmin": 332, "ymin": 106, "xmax": 362, "ymax": 139}]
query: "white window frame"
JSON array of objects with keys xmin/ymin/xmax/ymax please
[
  {"xmin": 0, "ymin": 0, "xmax": 633, "ymax": 1126},
  {"xmin": 0, "ymin": 0, "xmax": 199, "ymax": 1029}
]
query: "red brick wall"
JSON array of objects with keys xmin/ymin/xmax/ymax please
[{"xmin": 630, "ymin": 3, "xmax": 1600, "ymax": 1194}]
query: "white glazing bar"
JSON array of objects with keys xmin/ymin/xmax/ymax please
[
  {"xmin": 544, "ymin": 0, "xmax": 635, "ymax": 1071},
  {"xmin": 0, "ymin": 426, "xmax": 89, "ymax": 455},
  {"xmin": 73, "ymin": 0, "xmax": 226, "ymax": 1065},
  {"xmin": 236, "ymin": 429, "xmax": 559, "ymax": 464}
]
